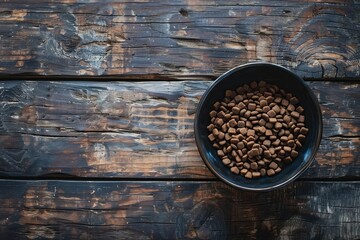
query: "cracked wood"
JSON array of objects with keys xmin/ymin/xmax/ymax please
[
  {"xmin": 0, "ymin": 81, "xmax": 358, "ymax": 179},
  {"xmin": 0, "ymin": 0, "xmax": 359, "ymax": 79}
]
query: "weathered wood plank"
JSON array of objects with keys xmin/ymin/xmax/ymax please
[
  {"xmin": 0, "ymin": 180, "xmax": 359, "ymax": 239},
  {"xmin": 0, "ymin": 81, "xmax": 358, "ymax": 178},
  {"xmin": 0, "ymin": 1, "xmax": 359, "ymax": 79}
]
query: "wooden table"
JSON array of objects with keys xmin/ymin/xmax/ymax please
[{"xmin": 0, "ymin": 1, "xmax": 359, "ymax": 239}]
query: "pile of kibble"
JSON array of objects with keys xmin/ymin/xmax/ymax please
[{"xmin": 207, "ymin": 81, "xmax": 308, "ymax": 179}]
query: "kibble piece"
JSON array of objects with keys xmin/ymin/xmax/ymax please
[
  {"xmin": 290, "ymin": 150, "xmax": 298, "ymax": 158},
  {"xmin": 222, "ymin": 158, "xmax": 231, "ymax": 165},
  {"xmin": 247, "ymin": 129, "xmax": 255, "ymax": 136},
  {"xmin": 281, "ymin": 99, "xmax": 289, "ymax": 107},
  {"xmin": 296, "ymin": 106, "xmax": 304, "ymax": 113},
  {"xmin": 212, "ymin": 128, "xmax": 219, "ymax": 136},
  {"xmin": 229, "ymin": 119, "xmax": 237, "ymax": 128},
  {"xmin": 274, "ymin": 122, "xmax": 282, "ymax": 129},
  {"xmin": 291, "ymin": 111, "xmax": 300, "ymax": 119},
  {"xmin": 245, "ymin": 171, "xmax": 253, "ymax": 179},
  {"xmin": 290, "ymin": 97, "xmax": 299, "ymax": 105},
  {"xmin": 258, "ymin": 99, "xmax": 267, "ymax": 108},
  {"xmin": 248, "ymin": 103, "xmax": 256, "ymax": 111},
  {"xmin": 298, "ymin": 134, "xmax": 306, "ymax": 142},
  {"xmin": 269, "ymin": 162, "xmax": 278, "ymax": 169},
  {"xmin": 263, "ymin": 140, "xmax": 271, "ymax": 148},
  {"xmin": 274, "ymin": 167, "xmax": 282, "ymax": 173},
  {"xmin": 231, "ymin": 166, "xmax": 240, "ymax": 174},
  {"xmin": 267, "ymin": 169, "xmax": 275, "ymax": 176},
  {"xmin": 260, "ymin": 168, "xmax": 266, "ymax": 176},
  {"xmin": 283, "ymin": 146, "xmax": 292, "ymax": 152},
  {"xmin": 267, "ymin": 110, "xmax": 276, "ymax": 118},
  {"xmin": 272, "ymin": 105, "xmax": 280, "ymax": 113},
  {"xmin": 250, "ymin": 162, "xmax": 258, "ymax": 170},
  {"xmin": 287, "ymin": 104, "xmax": 295, "ymax": 112},
  {"xmin": 300, "ymin": 127, "xmax": 309, "ymax": 135},
  {"xmin": 252, "ymin": 172, "xmax": 261, "ymax": 178},
  {"xmin": 265, "ymin": 129, "xmax": 272, "ymax": 136},
  {"xmin": 232, "ymin": 106, "xmax": 240, "ymax": 114},
  {"xmin": 217, "ymin": 131, "xmax": 225, "ymax": 140},
  {"xmin": 225, "ymin": 90, "xmax": 236, "ymax": 98},
  {"xmin": 228, "ymin": 127, "xmax": 236, "ymax": 134},
  {"xmin": 269, "ymin": 118, "xmax": 277, "ymax": 123},
  {"xmin": 208, "ymin": 133, "xmax": 216, "ymax": 141},
  {"xmin": 240, "ymin": 168, "xmax": 248, "ymax": 175}
]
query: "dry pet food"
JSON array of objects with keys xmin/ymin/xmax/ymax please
[{"xmin": 207, "ymin": 81, "xmax": 308, "ymax": 178}]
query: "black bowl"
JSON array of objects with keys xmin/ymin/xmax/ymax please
[{"xmin": 194, "ymin": 62, "xmax": 322, "ymax": 191}]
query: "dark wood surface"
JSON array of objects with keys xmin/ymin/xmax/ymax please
[
  {"xmin": 0, "ymin": 81, "xmax": 358, "ymax": 179},
  {"xmin": 0, "ymin": 0, "xmax": 359, "ymax": 79},
  {"xmin": 0, "ymin": 0, "xmax": 360, "ymax": 239},
  {"xmin": 0, "ymin": 180, "xmax": 359, "ymax": 240}
]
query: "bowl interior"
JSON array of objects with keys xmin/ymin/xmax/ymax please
[{"xmin": 195, "ymin": 63, "xmax": 322, "ymax": 191}]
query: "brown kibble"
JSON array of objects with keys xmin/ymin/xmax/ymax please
[
  {"xmin": 263, "ymin": 140, "xmax": 271, "ymax": 148},
  {"xmin": 296, "ymin": 106, "xmax": 304, "ymax": 113},
  {"xmin": 298, "ymin": 115, "xmax": 305, "ymax": 123},
  {"xmin": 284, "ymin": 156, "xmax": 292, "ymax": 163},
  {"xmin": 208, "ymin": 134, "xmax": 215, "ymax": 141},
  {"xmin": 274, "ymin": 122, "xmax": 282, "ymax": 129},
  {"xmin": 216, "ymin": 118, "xmax": 224, "ymax": 126},
  {"xmin": 269, "ymin": 162, "xmax": 278, "ymax": 169},
  {"xmin": 237, "ymin": 121, "xmax": 245, "ymax": 128},
  {"xmin": 290, "ymin": 97, "xmax": 299, "ymax": 105},
  {"xmin": 222, "ymin": 158, "xmax": 231, "ymax": 165},
  {"xmin": 291, "ymin": 111, "xmax": 300, "ymax": 118},
  {"xmin": 229, "ymin": 119, "xmax": 237, "ymax": 127},
  {"xmin": 210, "ymin": 110, "xmax": 217, "ymax": 118},
  {"xmin": 280, "ymin": 136, "xmax": 288, "ymax": 142},
  {"xmin": 231, "ymin": 166, "xmax": 240, "ymax": 174},
  {"xmin": 284, "ymin": 115, "xmax": 291, "ymax": 123},
  {"xmin": 247, "ymin": 129, "xmax": 255, "ymax": 136},
  {"xmin": 218, "ymin": 131, "xmax": 225, "ymax": 140},
  {"xmin": 259, "ymin": 99, "xmax": 268, "ymax": 107},
  {"xmin": 228, "ymin": 127, "xmax": 236, "ymax": 134},
  {"xmin": 250, "ymin": 81, "xmax": 258, "ymax": 89},
  {"xmin": 243, "ymin": 162, "xmax": 250, "ymax": 169},
  {"xmin": 264, "ymin": 150, "xmax": 271, "ymax": 158},
  {"xmin": 290, "ymin": 150, "xmax": 298, "ymax": 158},
  {"xmin": 262, "ymin": 113, "xmax": 270, "ymax": 121},
  {"xmin": 298, "ymin": 134, "xmax": 306, "ymax": 142},
  {"xmin": 225, "ymin": 133, "xmax": 232, "ymax": 141},
  {"xmin": 225, "ymin": 90, "xmax": 236, "ymax": 98},
  {"xmin": 250, "ymin": 162, "xmax": 258, "ymax": 170},
  {"xmin": 252, "ymin": 172, "xmax": 261, "ymax": 178},
  {"xmin": 300, "ymin": 127, "xmax": 309, "ymax": 135},
  {"xmin": 272, "ymin": 105, "xmax": 280, "ymax": 113},
  {"xmin": 287, "ymin": 104, "xmax": 295, "ymax": 112},
  {"xmin": 283, "ymin": 146, "xmax": 292, "ymax": 152},
  {"xmin": 212, "ymin": 128, "xmax": 219, "ymax": 136},
  {"xmin": 240, "ymin": 168, "xmax": 248, "ymax": 175},
  {"xmin": 260, "ymin": 168, "xmax": 266, "ymax": 176},
  {"xmin": 258, "ymin": 126, "xmax": 266, "ymax": 134},
  {"xmin": 269, "ymin": 118, "xmax": 277, "ymax": 123},
  {"xmin": 248, "ymin": 103, "xmax": 256, "ymax": 111},
  {"xmin": 267, "ymin": 110, "xmax": 276, "ymax": 118},
  {"xmin": 265, "ymin": 129, "xmax": 272, "ymax": 136},
  {"xmin": 232, "ymin": 106, "xmax": 240, "ymax": 114},
  {"xmin": 234, "ymin": 95, "xmax": 243, "ymax": 103},
  {"xmin": 217, "ymin": 150, "xmax": 225, "ymax": 157},
  {"xmin": 267, "ymin": 169, "xmax": 275, "ymax": 176},
  {"xmin": 245, "ymin": 171, "xmax": 253, "ymax": 179},
  {"xmin": 281, "ymin": 99, "xmax": 289, "ymax": 107},
  {"xmin": 275, "ymin": 167, "xmax": 282, "ymax": 173}
]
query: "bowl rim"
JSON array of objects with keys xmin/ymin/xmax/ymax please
[{"xmin": 194, "ymin": 62, "xmax": 323, "ymax": 191}]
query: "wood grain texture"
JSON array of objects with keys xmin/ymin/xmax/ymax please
[
  {"xmin": 0, "ymin": 0, "xmax": 359, "ymax": 79},
  {"xmin": 0, "ymin": 81, "xmax": 358, "ymax": 179},
  {"xmin": 0, "ymin": 180, "xmax": 359, "ymax": 240}
]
